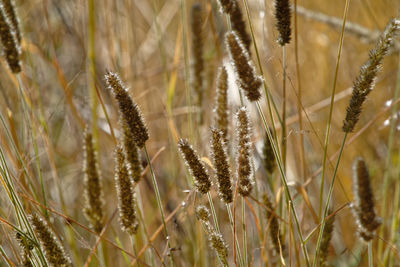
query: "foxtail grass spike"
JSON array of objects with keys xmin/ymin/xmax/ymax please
[
  {"xmin": 263, "ymin": 194, "xmax": 285, "ymax": 255},
  {"xmin": 16, "ymin": 232, "xmax": 34, "ymax": 267},
  {"xmin": 343, "ymin": 19, "xmax": 400, "ymax": 133},
  {"xmin": 195, "ymin": 205, "xmax": 211, "ymax": 222},
  {"xmin": 1, "ymin": 0, "xmax": 20, "ymax": 43},
  {"xmin": 236, "ymin": 107, "xmax": 253, "ymax": 197},
  {"xmin": 263, "ymin": 129, "xmax": 276, "ymax": 174},
  {"xmin": 178, "ymin": 138, "xmax": 211, "ymax": 194},
  {"xmin": 114, "ymin": 145, "xmax": 139, "ymax": 235},
  {"xmin": 211, "ymin": 127, "xmax": 233, "ymax": 203},
  {"xmin": 226, "ymin": 31, "xmax": 262, "ymax": 102},
  {"xmin": 0, "ymin": 1, "xmax": 20, "ymax": 73},
  {"xmin": 30, "ymin": 214, "xmax": 72, "ymax": 267},
  {"xmin": 83, "ymin": 127, "xmax": 104, "ymax": 233},
  {"xmin": 105, "ymin": 71, "xmax": 149, "ymax": 148},
  {"xmin": 274, "ymin": 0, "xmax": 292, "ymax": 46},
  {"xmin": 319, "ymin": 211, "xmax": 335, "ymax": 267},
  {"xmin": 214, "ymin": 66, "xmax": 229, "ymax": 141},
  {"xmin": 229, "ymin": 2, "xmax": 252, "ymax": 53},
  {"xmin": 191, "ymin": 3, "xmax": 205, "ymax": 108},
  {"xmin": 351, "ymin": 158, "xmax": 381, "ymax": 241},
  {"xmin": 121, "ymin": 120, "xmax": 143, "ymax": 183},
  {"xmin": 217, "ymin": 0, "xmax": 236, "ymax": 14}
]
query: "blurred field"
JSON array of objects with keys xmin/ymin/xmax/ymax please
[{"xmin": 1, "ymin": 0, "xmax": 400, "ymax": 266}]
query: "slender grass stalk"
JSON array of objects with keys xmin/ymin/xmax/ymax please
[
  {"xmin": 241, "ymin": 196, "xmax": 247, "ymax": 266},
  {"xmin": 143, "ymin": 146, "xmax": 175, "ymax": 267},
  {"xmin": 226, "ymin": 204, "xmax": 244, "ymax": 267},
  {"xmin": 313, "ymin": 133, "xmax": 348, "ymax": 266},
  {"xmin": 207, "ymin": 193, "xmax": 221, "ymax": 234},
  {"xmin": 281, "ymin": 46, "xmax": 287, "ymax": 170},
  {"xmin": 318, "ymin": 0, "xmax": 351, "ymax": 219},
  {"xmin": 368, "ymin": 241, "xmax": 373, "ymax": 267}
]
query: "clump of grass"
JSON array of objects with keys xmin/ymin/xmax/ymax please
[
  {"xmin": 274, "ymin": 0, "xmax": 292, "ymax": 46},
  {"xmin": 83, "ymin": 127, "xmax": 104, "ymax": 233},
  {"xmin": 191, "ymin": 3, "xmax": 205, "ymax": 108},
  {"xmin": 343, "ymin": 18, "xmax": 400, "ymax": 133},
  {"xmin": 214, "ymin": 66, "xmax": 229, "ymax": 141},
  {"xmin": 351, "ymin": 158, "xmax": 381, "ymax": 241},
  {"xmin": 0, "ymin": 0, "xmax": 20, "ymax": 72},
  {"xmin": 236, "ymin": 107, "xmax": 253, "ymax": 197},
  {"xmin": 178, "ymin": 138, "xmax": 212, "ymax": 194},
  {"xmin": 30, "ymin": 214, "xmax": 72, "ymax": 267},
  {"xmin": 105, "ymin": 71, "xmax": 149, "ymax": 148},
  {"xmin": 114, "ymin": 145, "xmax": 139, "ymax": 235},
  {"xmin": 226, "ymin": 31, "xmax": 262, "ymax": 102},
  {"xmin": 210, "ymin": 127, "xmax": 233, "ymax": 204}
]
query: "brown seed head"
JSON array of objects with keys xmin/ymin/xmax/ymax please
[
  {"xmin": 195, "ymin": 205, "xmax": 211, "ymax": 221},
  {"xmin": 30, "ymin": 214, "xmax": 72, "ymax": 267},
  {"xmin": 274, "ymin": 0, "xmax": 292, "ymax": 46},
  {"xmin": 343, "ymin": 19, "xmax": 400, "ymax": 132},
  {"xmin": 319, "ymin": 211, "xmax": 335, "ymax": 267},
  {"xmin": 178, "ymin": 138, "xmax": 211, "ymax": 194},
  {"xmin": 121, "ymin": 120, "xmax": 143, "ymax": 183},
  {"xmin": 211, "ymin": 127, "xmax": 233, "ymax": 203},
  {"xmin": 226, "ymin": 31, "xmax": 262, "ymax": 102},
  {"xmin": 236, "ymin": 107, "xmax": 253, "ymax": 197},
  {"xmin": 0, "ymin": 1, "xmax": 20, "ymax": 73},
  {"xmin": 263, "ymin": 194, "xmax": 285, "ymax": 255},
  {"xmin": 209, "ymin": 231, "xmax": 229, "ymax": 264},
  {"xmin": 229, "ymin": 2, "xmax": 252, "ymax": 53},
  {"xmin": 217, "ymin": 0, "xmax": 236, "ymax": 14},
  {"xmin": 114, "ymin": 145, "xmax": 139, "ymax": 235},
  {"xmin": 83, "ymin": 127, "xmax": 104, "ymax": 233},
  {"xmin": 105, "ymin": 71, "xmax": 149, "ymax": 148},
  {"xmin": 191, "ymin": 3, "xmax": 205, "ymax": 107},
  {"xmin": 351, "ymin": 157, "xmax": 381, "ymax": 241},
  {"xmin": 263, "ymin": 129, "xmax": 276, "ymax": 174},
  {"xmin": 214, "ymin": 66, "xmax": 229, "ymax": 141},
  {"xmin": 1, "ymin": 0, "xmax": 20, "ymax": 43}
]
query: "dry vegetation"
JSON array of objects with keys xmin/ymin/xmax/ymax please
[{"xmin": 0, "ymin": 0, "xmax": 400, "ymax": 266}]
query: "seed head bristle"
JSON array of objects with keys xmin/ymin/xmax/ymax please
[
  {"xmin": 83, "ymin": 127, "xmax": 104, "ymax": 233},
  {"xmin": 1, "ymin": 0, "xmax": 20, "ymax": 43},
  {"xmin": 236, "ymin": 107, "xmax": 253, "ymax": 197},
  {"xmin": 214, "ymin": 66, "xmax": 229, "ymax": 141},
  {"xmin": 209, "ymin": 231, "xmax": 229, "ymax": 263},
  {"xmin": 121, "ymin": 120, "xmax": 143, "ymax": 183},
  {"xmin": 217, "ymin": 0, "xmax": 236, "ymax": 14},
  {"xmin": 343, "ymin": 19, "xmax": 400, "ymax": 133},
  {"xmin": 211, "ymin": 127, "xmax": 233, "ymax": 203},
  {"xmin": 226, "ymin": 31, "xmax": 262, "ymax": 102},
  {"xmin": 178, "ymin": 138, "xmax": 211, "ymax": 194},
  {"xmin": 319, "ymin": 211, "xmax": 335, "ymax": 267},
  {"xmin": 263, "ymin": 194, "xmax": 285, "ymax": 255},
  {"xmin": 274, "ymin": 0, "xmax": 292, "ymax": 46},
  {"xmin": 105, "ymin": 71, "xmax": 149, "ymax": 148},
  {"xmin": 229, "ymin": 2, "xmax": 252, "ymax": 53},
  {"xmin": 114, "ymin": 145, "xmax": 139, "ymax": 235},
  {"xmin": 351, "ymin": 157, "xmax": 381, "ymax": 241},
  {"xmin": 195, "ymin": 205, "xmax": 211, "ymax": 221},
  {"xmin": 0, "ymin": 1, "xmax": 20, "ymax": 73},
  {"xmin": 30, "ymin": 214, "xmax": 72, "ymax": 267},
  {"xmin": 191, "ymin": 3, "xmax": 205, "ymax": 108},
  {"xmin": 263, "ymin": 129, "xmax": 276, "ymax": 174}
]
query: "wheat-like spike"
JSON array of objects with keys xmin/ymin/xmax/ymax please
[
  {"xmin": 343, "ymin": 19, "xmax": 400, "ymax": 133},
  {"xmin": 30, "ymin": 214, "xmax": 72, "ymax": 267},
  {"xmin": 195, "ymin": 205, "xmax": 211, "ymax": 222},
  {"xmin": 214, "ymin": 66, "xmax": 229, "ymax": 141},
  {"xmin": 191, "ymin": 3, "xmax": 205, "ymax": 108},
  {"xmin": 114, "ymin": 145, "xmax": 139, "ymax": 235},
  {"xmin": 263, "ymin": 129, "xmax": 276, "ymax": 174},
  {"xmin": 351, "ymin": 157, "xmax": 381, "ymax": 242},
  {"xmin": 211, "ymin": 127, "xmax": 233, "ymax": 203},
  {"xmin": 0, "ymin": 0, "xmax": 20, "ymax": 43},
  {"xmin": 121, "ymin": 120, "xmax": 143, "ymax": 183},
  {"xmin": 274, "ymin": 0, "xmax": 292, "ymax": 46},
  {"xmin": 0, "ymin": 1, "xmax": 20, "ymax": 73},
  {"xmin": 226, "ymin": 31, "xmax": 262, "ymax": 102},
  {"xmin": 319, "ymin": 211, "xmax": 335, "ymax": 267},
  {"xmin": 229, "ymin": 2, "xmax": 252, "ymax": 53},
  {"xmin": 263, "ymin": 194, "xmax": 285, "ymax": 255},
  {"xmin": 178, "ymin": 138, "xmax": 211, "ymax": 194},
  {"xmin": 105, "ymin": 71, "xmax": 149, "ymax": 148},
  {"xmin": 16, "ymin": 231, "xmax": 34, "ymax": 267},
  {"xmin": 217, "ymin": 0, "xmax": 236, "ymax": 14},
  {"xmin": 236, "ymin": 107, "xmax": 253, "ymax": 197},
  {"xmin": 83, "ymin": 127, "xmax": 104, "ymax": 233}
]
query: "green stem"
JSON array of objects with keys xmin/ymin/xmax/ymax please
[
  {"xmin": 368, "ymin": 241, "xmax": 373, "ymax": 267},
  {"xmin": 207, "ymin": 192, "xmax": 221, "ymax": 234},
  {"xmin": 282, "ymin": 45, "xmax": 287, "ymax": 171},
  {"xmin": 226, "ymin": 204, "xmax": 244, "ymax": 267}
]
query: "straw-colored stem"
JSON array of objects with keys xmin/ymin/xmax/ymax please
[
  {"xmin": 368, "ymin": 241, "xmax": 373, "ymax": 267},
  {"xmin": 313, "ymin": 133, "xmax": 348, "ymax": 266},
  {"xmin": 242, "ymin": 196, "xmax": 247, "ymax": 266},
  {"xmin": 281, "ymin": 46, "xmax": 287, "ymax": 170},
  {"xmin": 143, "ymin": 146, "xmax": 175, "ymax": 267},
  {"xmin": 226, "ymin": 204, "xmax": 244, "ymax": 267},
  {"xmin": 207, "ymin": 192, "xmax": 221, "ymax": 234},
  {"xmin": 318, "ymin": 0, "xmax": 351, "ymax": 219}
]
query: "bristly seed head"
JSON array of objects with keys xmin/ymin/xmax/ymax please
[
  {"xmin": 263, "ymin": 194, "xmax": 285, "ymax": 255},
  {"xmin": 214, "ymin": 66, "xmax": 229, "ymax": 141},
  {"xmin": 195, "ymin": 205, "xmax": 210, "ymax": 221},
  {"xmin": 121, "ymin": 120, "xmax": 143, "ymax": 183},
  {"xmin": 178, "ymin": 138, "xmax": 211, "ymax": 194},
  {"xmin": 30, "ymin": 214, "xmax": 72, "ymax": 267},
  {"xmin": 1, "ymin": 0, "xmax": 20, "ymax": 43},
  {"xmin": 229, "ymin": 2, "xmax": 252, "ymax": 53},
  {"xmin": 319, "ymin": 210, "xmax": 335, "ymax": 267},
  {"xmin": 274, "ymin": 0, "xmax": 292, "ymax": 46},
  {"xmin": 351, "ymin": 157, "xmax": 381, "ymax": 241},
  {"xmin": 83, "ymin": 127, "xmax": 104, "ymax": 233},
  {"xmin": 226, "ymin": 31, "xmax": 262, "ymax": 102},
  {"xmin": 263, "ymin": 129, "xmax": 276, "ymax": 174},
  {"xmin": 210, "ymin": 127, "xmax": 233, "ymax": 203},
  {"xmin": 217, "ymin": 0, "xmax": 236, "ymax": 15},
  {"xmin": 191, "ymin": 3, "xmax": 205, "ymax": 108},
  {"xmin": 343, "ymin": 19, "xmax": 400, "ymax": 133},
  {"xmin": 236, "ymin": 107, "xmax": 253, "ymax": 197},
  {"xmin": 105, "ymin": 71, "xmax": 149, "ymax": 148},
  {"xmin": 114, "ymin": 145, "xmax": 139, "ymax": 235}
]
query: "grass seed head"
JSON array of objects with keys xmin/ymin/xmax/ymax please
[
  {"xmin": 195, "ymin": 205, "xmax": 211, "ymax": 221},
  {"xmin": 274, "ymin": 0, "xmax": 292, "ymax": 46},
  {"xmin": 263, "ymin": 194, "xmax": 285, "ymax": 255},
  {"xmin": 229, "ymin": 2, "xmax": 252, "ymax": 53},
  {"xmin": 0, "ymin": 1, "xmax": 20, "ymax": 73},
  {"xmin": 319, "ymin": 211, "xmax": 335, "ymax": 267},
  {"xmin": 214, "ymin": 66, "xmax": 229, "ymax": 141},
  {"xmin": 121, "ymin": 120, "xmax": 143, "ymax": 183},
  {"xmin": 191, "ymin": 3, "xmax": 205, "ymax": 108},
  {"xmin": 1, "ymin": 0, "xmax": 20, "ymax": 43},
  {"xmin": 263, "ymin": 129, "xmax": 276, "ymax": 174}
]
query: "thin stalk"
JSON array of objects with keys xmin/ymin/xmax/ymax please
[
  {"xmin": 143, "ymin": 146, "xmax": 175, "ymax": 267},
  {"xmin": 318, "ymin": 0, "xmax": 351, "ymax": 218},
  {"xmin": 313, "ymin": 133, "xmax": 348, "ymax": 266},
  {"xmin": 282, "ymin": 46, "xmax": 287, "ymax": 170},
  {"xmin": 226, "ymin": 204, "xmax": 244, "ymax": 267},
  {"xmin": 207, "ymin": 192, "xmax": 221, "ymax": 234},
  {"xmin": 386, "ymin": 176, "xmax": 400, "ymax": 267},
  {"xmin": 368, "ymin": 241, "xmax": 373, "ymax": 267},
  {"xmin": 242, "ymin": 197, "xmax": 247, "ymax": 266}
]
